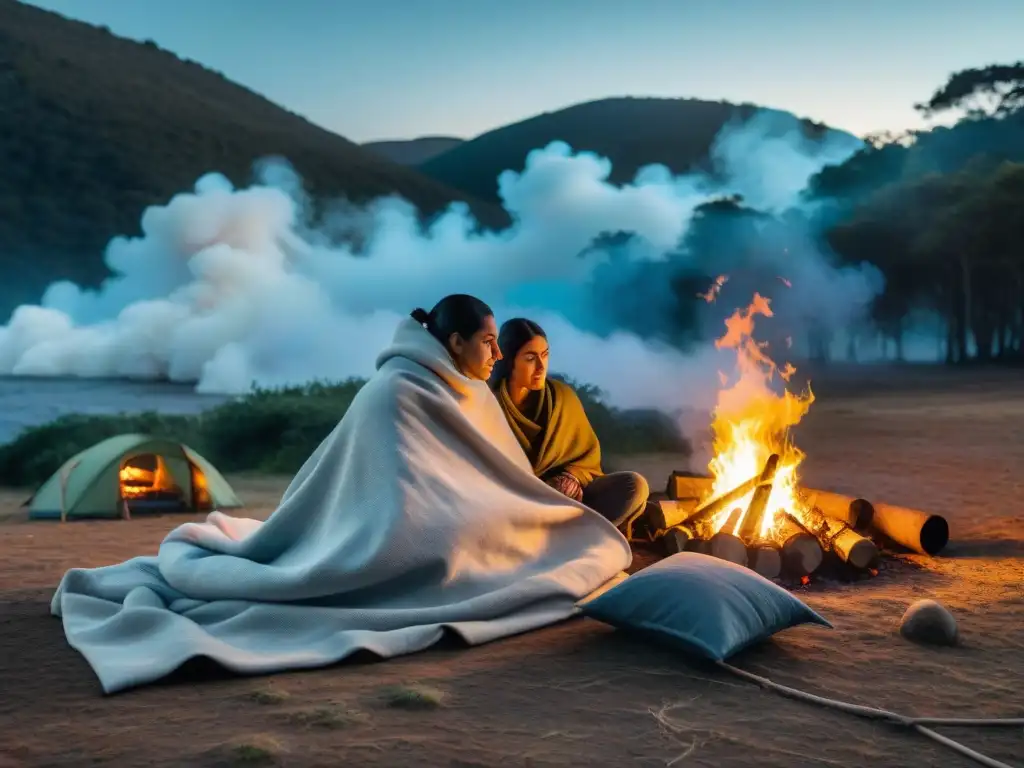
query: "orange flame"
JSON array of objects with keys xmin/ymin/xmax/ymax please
[
  {"xmin": 703, "ymin": 283, "xmax": 815, "ymax": 541},
  {"xmin": 119, "ymin": 465, "xmax": 155, "ymax": 499},
  {"xmin": 698, "ymin": 275, "xmax": 728, "ymax": 303},
  {"xmin": 119, "ymin": 466, "xmax": 152, "ymax": 485}
]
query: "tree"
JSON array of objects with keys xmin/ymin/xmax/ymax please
[
  {"xmin": 813, "ymin": 61, "xmax": 1024, "ymax": 366},
  {"xmin": 826, "ymin": 182, "xmax": 932, "ymax": 360},
  {"xmin": 828, "ymin": 162, "xmax": 1024, "ymax": 364},
  {"xmin": 938, "ymin": 162, "xmax": 1024, "ymax": 358},
  {"xmin": 862, "ymin": 130, "xmax": 918, "ymax": 149},
  {"xmin": 916, "ymin": 62, "xmax": 1024, "ymax": 120}
]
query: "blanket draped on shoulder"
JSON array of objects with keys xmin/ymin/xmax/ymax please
[
  {"xmin": 496, "ymin": 378, "xmax": 604, "ymax": 485},
  {"xmin": 52, "ymin": 319, "xmax": 631, "ymax": 694}
]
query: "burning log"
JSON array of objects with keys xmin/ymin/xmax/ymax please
[
  {"xmin": 708, "ymin": 508, "xmax": 748, "ymax": 566},
  {"xmin": 808, "ymin": 508, "xmax": 879, "ymax": 569},
  {"xmin": 867, "ymin": 501, "xmax": 950, "ymax": 556},
  {"xmin": 665, "ymin": 472, "xmax": 713, "ymax": 502},
  {"xmin": 737, "ymin": 454, "xmax": 782, "ymax": 541},
  {"xmin": 776, "ymin": 513, "xmax": 824, "ymax": 577},
  {"xmin": 804, "ymin": 488, "xmax": 873, "ymax": 530},
  {"xmin": 658, "ymin": 502, "xmax": 704, "ymax": 557},
  {"xmin": 681, "ymin": 455, "xmax": 780, "ymax": 535},
  {"xmin": 650, "ymin": 457, "xmax": 776, "ymax": 533},
  {"xmin": 747, "ymin": 543, "xmax": 782, "ymax": 579},
  {"xmin": 647, "ymin": 499, "xmax": 699, "ymax": 534}
]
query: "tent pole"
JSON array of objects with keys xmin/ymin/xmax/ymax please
[{"xmin": 58, "ymin": 459, "xmax": 80, "ymax": 523}]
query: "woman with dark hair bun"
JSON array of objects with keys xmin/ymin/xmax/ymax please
[
  {"xmin": 410, "ymin": 294, "xmax": 501, "ymax": 381},
  {"xmin": 490, "ymin": 318, "xmax": 650, "ymax": 529}
]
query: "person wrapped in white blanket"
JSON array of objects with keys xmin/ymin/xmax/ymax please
[{"xmin": 51, "ymin": 293, "xmax": 632, "ymax": 694}]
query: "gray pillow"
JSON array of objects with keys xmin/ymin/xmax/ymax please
[{"xmin": 581, "ymin": 552, "xmax": 832, "ymax": 660}]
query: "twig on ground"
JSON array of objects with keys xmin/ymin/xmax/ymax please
[
  {"xmin": 648, "ymin": 697, "xmax": 710, "ymax": 765},
  {"xmin": 717, "ymin": 660, "xmax": 1021, "ymax": 768}
]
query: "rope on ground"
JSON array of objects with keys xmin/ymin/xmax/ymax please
[{"xmin": 716, "ymin": 660, "xmax": 1022, "ymax": 768}]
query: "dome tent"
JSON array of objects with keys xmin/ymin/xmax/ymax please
[{"xmin": 28, "ymin": 434, "xmax": 242, "ymax": 520}]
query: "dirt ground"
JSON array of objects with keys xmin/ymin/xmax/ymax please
[{"xmin": 0, "ymin": 368, "xmax": 1022, "ymax": 768}]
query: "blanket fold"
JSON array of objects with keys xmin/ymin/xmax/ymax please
[
  {"xmin": 52, "ymin": 318, "xmax": 631, "ymax": 693},
  {"xmin": 496, "ymin": 378, "xmax": 604, "ymax": 485}
]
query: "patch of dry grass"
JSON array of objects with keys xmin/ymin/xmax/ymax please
[
  {"xmin": 244, "ymin": 685, "xmax": 290, "ymax": 706},
  {"xmin": 286, "ymin": 703, "xmax": 368, "ymax": 730},
  {"xmin": 380, "ymin": 683, "xmax": 446, "ymax": 710},
  {"xmin": 219, "ymin": 734, "xmax": 283, "ymax": 767}
]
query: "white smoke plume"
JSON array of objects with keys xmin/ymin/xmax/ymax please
[{"xmin": 0, "ymin": 111, "xmax": 872, "ymax": 413}]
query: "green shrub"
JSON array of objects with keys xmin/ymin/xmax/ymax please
[
  {"xmin": 199, "ymin": 380, "xmax": 366, "ymax": 473},
  {"xmin": 562, "ymin": 376, "xmax": 690, "ymax": 456},
  {"xmin": 0, "ymin": 377, "xmax": 688, "ymax": 487}
]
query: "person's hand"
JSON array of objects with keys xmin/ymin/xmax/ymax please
[{"xmin": 546, "ymin": 472, "xmax": 583, "ymax": 502}]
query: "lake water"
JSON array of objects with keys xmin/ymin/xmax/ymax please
[{"xmin": 0, "ymin": 377, "xmax": 232, "ymax": 444}]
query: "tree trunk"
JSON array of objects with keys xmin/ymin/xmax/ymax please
[
  {"xmin": 956, "ymin": 259, "xmax": 971, "ymax": 363},
  {"xmin": 1013, "ymin": 271, "xmax": 1024, "ymax": 359},
  {"xmin": 944, "ymin": 311, "xmax": 956, "ymax": 365},
  {"xmin": 808, "ymin": 328, "xmax": 831, "ymax": 364},
  {"xmin": 974, "ymin": 319, "xmax": 994, "ymax": 362},
  {"xmin": 996, "ymin": 317, "xmax": 1009, "ymax": 359}
]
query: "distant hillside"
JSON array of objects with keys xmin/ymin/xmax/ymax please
[
  {"xmin": 419, "ymin": 97, "xmax": 855, "ymax": 203},
  {"xmin": 0, "ymin": 0, "xmax": 500, "ymax": 318},
  {"xmin": 363, "ymin": 136, "xmax": 464, "ymax": 165}
]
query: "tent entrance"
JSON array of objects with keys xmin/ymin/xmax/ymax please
[{"xmin": 119, "ymin": 453, "xmax": 195, "ymax": 513}]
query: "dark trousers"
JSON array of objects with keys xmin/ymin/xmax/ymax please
[{"xmin": 582, "ymin": 471, "xmax": 650, "ymax": 528}]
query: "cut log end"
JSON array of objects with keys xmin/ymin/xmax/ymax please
[
  {"xmin": 824, "ymin": 519, "xmax": 880, "ymax": 571},
  {"xmin": 688, "ymin": 538, "xmax": 712, "ymax": 555},
  {"xmin": 663, "ymin": 526, "xmax": 692, "ymax": 555},
  {"xmin": 709, "ymin": 531, "xmax": 748, "ymax": 566},
  {"xmin": 846, "ymin": 538, "xmax": 879, "ymax": 570},
  {"xmin": 780, "ymin": 533, "xmax": 824, "ymax": 576},
  {"xmin": 920, "ymin": 515, "xmax": 950, "ymax": 556},
  {"xmin": 748, "ymin": 545, "xmax": 782, "ymax": 580}
]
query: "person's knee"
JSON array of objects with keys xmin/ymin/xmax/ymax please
[{"xmin": 619, "ymin": 471, "xmax": 650, "ymax": 511}]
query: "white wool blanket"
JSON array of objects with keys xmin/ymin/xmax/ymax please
[{"xmin": 52, "ymin": 318, "xmax": 632, "ymax": 693}]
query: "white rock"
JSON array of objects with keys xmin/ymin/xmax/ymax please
[{"xmin": 899, "ymin": 599, "xmax": 959, "ymax": 647}]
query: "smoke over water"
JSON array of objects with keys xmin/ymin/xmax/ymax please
[{"xmin": 0, "ymin": 110, "xmax": 878, "ymax": 412}]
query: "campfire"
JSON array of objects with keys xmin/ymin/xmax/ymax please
[
  {"xmin": 119, "ymin": 455, "xmax": 182, "ymax": 503},
  {"xmin": 648, "ymin": 287, "xmax": 950, "ymax": 583}
]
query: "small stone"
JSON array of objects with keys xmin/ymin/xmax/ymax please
[{"xmin": 899, "ymin": 599, "xmax": 959, "ymax": 646}]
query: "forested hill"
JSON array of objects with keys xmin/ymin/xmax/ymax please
[
  {"xmin": 0, "ymin": 0, "xmax": 500, "ymax": 317},
  {"xmin": 417, "ymin": 97, "xmax": 856, "ymax": 203}
]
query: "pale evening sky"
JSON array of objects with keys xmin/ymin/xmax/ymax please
[{"xmin": 25, "ymin": 0, "xmax": 1024, "ymax": 143}]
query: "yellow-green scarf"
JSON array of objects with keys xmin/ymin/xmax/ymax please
[{"xmin": 497, "ymin": 378, "xmax": 604, "ymax": 485}]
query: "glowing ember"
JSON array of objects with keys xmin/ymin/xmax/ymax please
[{"xmin": 704, "ymin": 287, "xmax": 815, "ymax": 542}]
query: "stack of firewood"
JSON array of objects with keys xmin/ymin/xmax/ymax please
[{"xmin": 645, "ymin": 455, "xmax": 949, "ymax": 581}]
